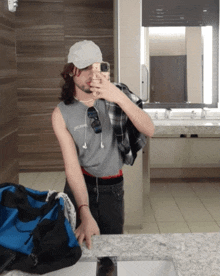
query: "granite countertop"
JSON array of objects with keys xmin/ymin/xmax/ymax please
[
  {"xmin": 80, "ymin": 232, "xmax": 220, "ymax": 276},
  {"xmin": 152, "ymin": 120, "xmax": 220, "ymax": 136},
  {"xmin": 3, "ymin": 232, "xmax": 220, "ymax": 276},
  {"xmin": 143, "ymin": 109, "xmax": 220, "ymax": 136}
]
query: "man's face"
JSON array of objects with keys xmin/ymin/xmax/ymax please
[{"xmin": 73, "ymin": 65, "xmax": 93, "ymax": 94}]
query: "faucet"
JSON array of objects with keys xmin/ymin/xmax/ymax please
[
  {"xmin": 165, "ymin": 108, "xmax": 172, "ymax": 119},
  {"xmin": 191, "ymin": 110, "xmax": 196, "ymax": 119},
  {"xmin": 201, "ymin": 108, "xmax": 209, "ymax": 119},
  {"xmin": 155, "ymin": 111, "xmax": 159, "ymax": 119}
]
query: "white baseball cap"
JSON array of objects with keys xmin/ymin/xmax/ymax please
[{"xmin": 67, "ymin": 40, "xmax": 103, "ymax": 69}]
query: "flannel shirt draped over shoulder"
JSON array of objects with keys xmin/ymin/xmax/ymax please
[{"xmin": 105, "ymin": 83, "xmax": 147, "ymax": 166}]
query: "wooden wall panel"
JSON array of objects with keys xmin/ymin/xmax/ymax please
[
  {"xmin": 16, "ymin": 0, "xmax": 114, "ymax": 171},
  {"xmin": 0, "ymin": 0, "xmax": 19, "ymax": 183},
  {"xmin": 64, "ymin": 0, "xmax": 114, "ymax": 80},
  {"xmin": 16, "ymin": 0, "xmax": 65, "ymax": 171}
]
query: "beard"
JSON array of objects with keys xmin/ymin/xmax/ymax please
[{"xmin": 75, "ymin": 82, "xmax": 92, "ymax": 94}]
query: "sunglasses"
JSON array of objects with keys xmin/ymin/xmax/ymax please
[{"xmin": 87, "ymin": 107, "xmax": 102, "ymax": 134}]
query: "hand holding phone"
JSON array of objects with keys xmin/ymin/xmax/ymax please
[{"xmin": 92, "ymin": 62, "xmax": 110, "ymax": 81}]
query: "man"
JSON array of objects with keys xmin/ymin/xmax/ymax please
[{"xmin": 52, "ymin": 40, "xmax": 154, "ymax": 250}]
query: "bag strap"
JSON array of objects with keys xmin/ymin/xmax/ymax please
[
  {"xmin": 0, "ymin": 246, "xmax": 16, "ymax": 273},
  {"xmin": 17, "ymin": 185, "xmax": 58, "ymax": 221},
  {"xmin": 1, "ymin": 183, "xmax": 58, "ymax": 222}
]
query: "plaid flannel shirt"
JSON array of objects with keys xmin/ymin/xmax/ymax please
[{"xmin": 106, "ymin": 83, "xmax": 147, "ymax": 166}]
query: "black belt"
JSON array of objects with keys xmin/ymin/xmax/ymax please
[{"xmin": 83, "ymin": 174, "xmax": 123, "ymax": 185}]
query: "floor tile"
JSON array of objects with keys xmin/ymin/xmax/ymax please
[
  {"xmin": 157, "ymin": 222, "xmax": 190, "ymax": 234},
  {"xmin": 143, "ymin": 198, "xmax": 156, "ymax": 223},
  {"xmin": 169, "ymin": 182, "xmax": 197, "ymax": 198},
  {"xmin": 19, "ymin": 172, "xmax": 40, "ymax": 188},
  {"xmin": 52, "ymin": 172, "xmax": 66, "ymax": 191},
  {"xmin": 187, "ymin": 221, "xmax": 220, "ymax": 233},
  {"xmin": 30, "ymin": 172, "xmax": 61, "ymax": 191},
  {"xmin": 149, "ymin": 183, "xmax": 173, "ymax": 198},
  {"xmin": 210, "ymin": 182, "xmax": 220, "ymax": 192},
  {"xmin": 174, "ymin": 197, "xmax": 215, "ymax": 222},
  {"xmin": 128, "ymin": 222, "xmax": 160, "ymax": 234},
  {"xmin": 174, "ymin": 196, "xmax": 204, "ymax": 207},
  {"xmin": 150, "ymin": 197, "xmax": 185, "ymax": 222},
  {"xmin": 199, "ymin": 198, "xmax": 220, "ymax": 221},
  {"xmin": 190, "ymin": 182, "xmax": 220, "ymax": 198},
  {"xmin": 52, "ymin": 182, "xmax": 65, "ymax": 192}
]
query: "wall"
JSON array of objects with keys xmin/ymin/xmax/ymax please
[
  {"xmin": 0, "ymin": 0, "xmax": 19, "ymax": 184},
  {"xmin": 186, "ymin": 27, "xmax": 203, "ymax": 103},
  {"xmin": 148, "ymin": 27, "xmax": 186, "ymax": 56},
  {"xmin": 117, "ymin": 0, "xmax": 144, "ymax": 229},
  {"xmin": 16, "ymin": 0, "xmax": 64, "ymax": 172},
  {"xmin": 16, "ymin": 0, "xmax": 114, "ymax": 171}
]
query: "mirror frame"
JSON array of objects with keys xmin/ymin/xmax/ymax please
[{"xmin": 142, "ymin": 0, "xmax": 219, "ymax": 109}]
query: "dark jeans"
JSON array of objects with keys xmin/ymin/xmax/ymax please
[{"xmin": 64, "ymin": 175, "xmax": 124, "ymax": 234}]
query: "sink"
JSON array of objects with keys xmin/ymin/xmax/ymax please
[
  {"xmin": 43, "ymin": 259, "xmax": 178, "ymax": 276},
  {"xmin": 2, "ymin": 262, "xmax": 98, "ymax": 276},
  {"xmin": 151, "ymin": 115, "xmax": 220, "ymax": 120},
  {"xmin": 169, "ymin": 117, "xmax": 219, "ymax": 120},
  {"xmin": 117, "ymin": 260, "xmax": 178, "ymax": 276},
  {"xmin": 46, "ymin": 261, "xmax": 97, "ymax": 275},
  {"xmin": 145, "ymin": 108, "xmax": 220, "ymax": 121},
  {"xmin": 153, "ymin": 119, "xmax": 220, "ymax": 126}
]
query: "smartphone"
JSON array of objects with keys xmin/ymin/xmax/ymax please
[{"xmin": 92, "ymin": 62, "xmax": 110, "ymax": 81}]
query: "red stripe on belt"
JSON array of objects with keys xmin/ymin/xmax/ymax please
[{"xmin": 81, "ymin": 167, "xmax": 123, "ymax": 179}]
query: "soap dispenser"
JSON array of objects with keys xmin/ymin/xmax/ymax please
[{"xmin": 8, "ymin": 0, "xmax": 18, "ymax": 12}]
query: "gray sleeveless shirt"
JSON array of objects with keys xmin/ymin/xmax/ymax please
[{"xmin": 58, "ymin": 99, "xmax": 123, "ymax": 177}]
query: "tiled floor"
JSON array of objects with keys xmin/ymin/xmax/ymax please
[{"xmin": 19, "ymin": 172, "xmax": 220, "ymax": 234}]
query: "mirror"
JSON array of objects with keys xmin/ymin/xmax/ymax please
[
  {"xmin": 142, "ymin": 26, "xmax": 213, "ymax": 104},
  {"xmin": 142, "ymin": 0, "xmax": 219, "ymax": 108}
]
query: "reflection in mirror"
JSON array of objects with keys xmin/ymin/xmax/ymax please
[
  {"xmin": 141, "ymin": 0, "xmax": 219, "ymax": 108},
  {"xmin": 141, "ymin": 26, "xmax": 213, "ymax": 104}
]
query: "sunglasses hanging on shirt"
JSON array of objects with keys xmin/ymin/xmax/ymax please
[{"xmin": 87, "ymin": 107, "xmax": 102, "ymax": 134}]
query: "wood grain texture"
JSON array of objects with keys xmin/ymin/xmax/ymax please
[
  {"xmin": 16, "ymin": 0, "xmax": 65, "ymax": 171},
  {"xmin": 0, "ymin": 0, "xmax": 19, "ymax": 183},
  {"xmin": 64, "ymin": 0, "xmax": 114, "ymax": 80},
  {"xmin": 0, "ymin": 132, "xmax": 18, "ymax": 182},
  {"xmin": 151, "ymin": 168, "xmax": 220, "ymax": 179},
  {"xmin": 16, "ymin": 0, "xmax": 114, "ymax": 171}
]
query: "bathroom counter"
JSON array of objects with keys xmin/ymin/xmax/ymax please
[
  {"xmin": 152, "ymin": 119, "xmax": 220, "ymax": 136},
  {"xmin": 3, "ymin": 232, "xmax": 219, "ymax": 275},
  {"xmin": 80, "ymin": 232, "xmax": 220, "ymax": 276}
]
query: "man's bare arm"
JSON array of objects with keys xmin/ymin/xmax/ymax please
[{"xmin": 51, "ymin": 107, "xmax": 100, "ymax": 249}]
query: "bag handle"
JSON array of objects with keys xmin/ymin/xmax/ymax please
[{"xmin": 1, "ymin": 183, "xmax": 58, "ymax": 222}]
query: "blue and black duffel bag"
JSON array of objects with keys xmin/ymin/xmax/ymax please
[{"xmin": 0, "ymin": 183, "xmax": 82, "ymax": 274}]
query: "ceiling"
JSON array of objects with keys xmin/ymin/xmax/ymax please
[{"xmin": 142, "ymin": 0, "xmax": 219, "ymax": 27}]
